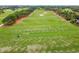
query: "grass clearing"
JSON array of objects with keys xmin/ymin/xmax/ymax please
[{"xmin": 0, "ymin": 9, "xmax": 79, "ymax": 52}]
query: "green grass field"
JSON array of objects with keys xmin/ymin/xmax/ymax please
[{"xmin": 0, "ymin": 9, "xmax": 79, "ymax": 53}]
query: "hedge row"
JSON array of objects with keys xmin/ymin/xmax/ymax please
[
  {"xmin": 2, "ymin": 8, "xmax": 34, "ymax": 25},
  {"xmin": 53, "ymin": 8, "xmax": 79, "ymax": 25}
]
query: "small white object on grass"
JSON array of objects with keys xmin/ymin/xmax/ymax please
[
  {"xmin": 44, "ymin": 12, "xmax": 47, "ymax": 14},
  {"xmin": 39, "ymin": 14, "xmax": 44, "ymax": 16}
]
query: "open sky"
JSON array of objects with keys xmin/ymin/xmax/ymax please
[{"xmin": 0, "ymin": 0, "xmax": 79, "ymax": 5}]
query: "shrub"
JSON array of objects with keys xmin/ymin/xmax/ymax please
[
  {"xmin": 53, "ymin": 8, "xmax": 79, "ymax": 25},
  {"xmin": 2, "ymin": 8, "xmax": 34, "ymax": 25},
  {"xmin": 70, "ymin": 19, "xmax": 76, "ymax": 24},
  {"xmin": 60, "ymin": 8, "xmax": 75, "ymax": 20},
  {"xmin": 2, "ymin": 13, "xmax": 17, "ymax": 25}
]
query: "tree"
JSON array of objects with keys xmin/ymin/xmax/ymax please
[{"xmin": 61, "ymin": 8, "xmax": 75, "ymax": 20}]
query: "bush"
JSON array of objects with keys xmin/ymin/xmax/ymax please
[
  {"xmin": 2, "ymin": 13, "xmax": 17, "ymax": 25},
  {"xmin": 70, "ymin": 19, "xmax": 76, "ymax": 24},
  {"xmin": 2, "ymin": 8, "xmax": 34, "ymax": 25},
  {"xmin": 60, "ymin": 8, "xmax": 75, "ymax": 20},
  {"xmin": 53, "ymin": 8, "xmax": 79, "ymax": 25}
]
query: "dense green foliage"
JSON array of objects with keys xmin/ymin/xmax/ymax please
[
  {"xmin": 0, "ymin": 9, "xmax": 4, "ymax": 14},
  {"xmin": 0, "ymin": 9, "xmax": 14, "ymax": 24},
  {"xmin": 2, "ymin": 8, "xmax": 34, "ymax": 25},
  {"xmin": 61, "ymin": 8, "xmax": 75, "ymax": 20},
  {"xmin": 53, "ymin": 8, "xmax": 79, "ymax": 25}
]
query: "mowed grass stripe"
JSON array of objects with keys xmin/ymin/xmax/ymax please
[{"xmin": 0, "ymin": 9, "xmax": 79, "ymax": 52}]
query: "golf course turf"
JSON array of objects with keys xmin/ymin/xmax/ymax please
[{"xmin": 0, "ymin": 9, "xmax": 79, "ymax": 52}]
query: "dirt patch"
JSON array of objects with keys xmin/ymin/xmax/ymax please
[
  {"xmin": 0, "ymin": 24, "xmax": 4, "ymax": 27},
  {"xmin": 0, "ymin": 16, "xmax": 28, "ymax": 28},
  {"xmin": 15, "ymin": 16, "xmax": 27, "ymax": 24},
  {"xmin": 26, "ymin": 44, "xmax": 47, "ymax": 53},
  {"xmin": 0, "ymin": 47, "xmax": 12, "ymax": 52}
]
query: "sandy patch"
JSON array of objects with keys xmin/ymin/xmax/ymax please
[
  {"xmin": 26, "ymin": 44, "xmax": 47, "ymax": 53},
  {"xmin": 0, "ymin": 24, "xmax": 4, "ymax": 27},
  {"xmin": 0, "ymin": 47, "xmax": 12, "ymax": 52}
]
